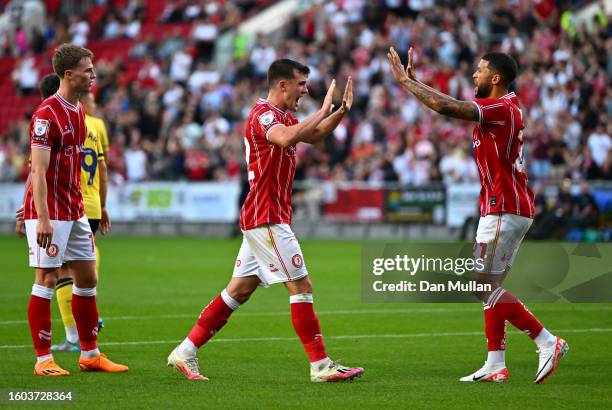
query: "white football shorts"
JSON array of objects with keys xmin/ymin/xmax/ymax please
[
  {"xmin": 474, "ymin": 213, "xmax": 533, "ymax": 274},
  {"xmin": 232, "ymin": 224, "xmax": 308, "ymax": 286},
  {"xmin": 25, "ymin": 216, "xmax": 96, "ymax": 268}
]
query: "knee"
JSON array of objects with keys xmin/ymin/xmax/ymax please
[
  {"xmin": 226, "ymin": 287, "xmax": 252, "ymax": 304},
  {"xmin": 42, "ymin": 274, "xmax": 58, "ymax": 289},
  {"xmin": 74, "ymin": 275, "xmax": 98, "ymax": 289},
  {"xmin": 287, "ymin": 276, "xmax": 312, "ymax": 295}
]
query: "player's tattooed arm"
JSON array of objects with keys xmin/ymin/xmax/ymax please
[{"xmin": 387, "ymin": 47, "xmax": 479, "ymax": 122}]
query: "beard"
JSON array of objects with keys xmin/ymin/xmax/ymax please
[{"xmin": 475, "ymin": 82, "xmax": 492, "ymax": 99}]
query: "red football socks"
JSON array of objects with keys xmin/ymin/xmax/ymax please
[
  {"xmin": 290, "ymin": 295, "xmax": 328, "ymax": 362},
  {"xmin": 28, "ymin": 287, "xmax": 53, "ymax": 357},
  {"xmin": 188, "ymin": 294, "xmax": 235, "ymax": 347},
  {"xmin": 485, "ymin": 288, "xmax": 544, "ymax": 345},
  {"xmin": 72, "ymin": 287, "xmax": 99, "ymax": 351}
]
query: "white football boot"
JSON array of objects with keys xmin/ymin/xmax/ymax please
[
  {"xmin": 534, "ymin": 336, "xmax": 569, "ymax": 384},
  {"xmin": 460, "ymin": 362, "xmax": 509, "ymax": 382},
  {"xmin": 167, "ymin": 347, "xmax": 208, "ymax": 381},
  {"xmin": 310, "ymin": 361, "xmax": 364, "ymax": 382}
]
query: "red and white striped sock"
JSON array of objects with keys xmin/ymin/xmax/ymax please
[
  {"xmin": 182, "ymin": 289, "xmax": 239, "ymax": 356},
  {"xmin": 487, "ymin": 288, "xmax": 544, "ymax": 340},
  {"xmin": 483, "ymin": 301, "xmax": 506, "ymax": 366},
  {"xmin": 72, "ymin": 286, "xmax": 100, "ymax": 356},
  {"xmin": 28, "ymin": 284, "xmax": 54, "ymax": 359},
  {"xmin": 290, "ymin": 294, "xmax": 329, "ymax": 364}
]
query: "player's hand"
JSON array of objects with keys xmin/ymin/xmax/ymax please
[
  {"xmin": 100, "ymin": 207, "xmax": 111, "ymax": 235},
  {"xmin": 15, "ymin": 205, "xmax": 24, "ymax": 222},
  {"xmin": 406, "ymin": 47, "xmax": 417, "ymax": 81},
  {"xmin": 387, "ymin": 47, "xmax": 410, "ymax": 85},
  {"xmin": 15, "ymin": 220, "xmax": 25, "ymax": 237},
  {"xmin": 321, "ymin": 79, "xmax": 336, "ymax": 115},
  {"xmin": 36, "ymin": 218, "xmax": 53, "ymax": 249},
  {"xmin": 339, "ymin": 76, "xmax": 353, "ymax": 113},
  {"xmin": 15, "ymin": 205, "xmax": 25, "ymax": 238}
]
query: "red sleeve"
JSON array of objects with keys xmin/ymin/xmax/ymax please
[
  {"xmin": 255, "ymin": 109, "xmax": 283, "ymax": 139},
  {"xmin": 30, "ymin": 106, "xmax": 55, "ymax": 151},
  {"xmin": 473, "ymin": 98, "xmax": 510, "ymax": 125}
]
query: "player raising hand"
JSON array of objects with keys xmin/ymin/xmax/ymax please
[
  {"xmin": 168, "ymin": 59, "xmax": 363, "ymax": 383},
  {"xmin": 388, "ymin": 46, "xmax": 568, "ymax": 384}
]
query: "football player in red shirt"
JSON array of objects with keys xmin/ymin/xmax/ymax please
[
  {"xmin": 168, "ymin": 59, "xmax": 364, "ymax": 382},
  {"xmin": 24, "ymin": 43, "xmax": 127, "ymax": 376},
  {"xmin": 387, "ymin": 47, "xmax": 568, "ymax": 384}
]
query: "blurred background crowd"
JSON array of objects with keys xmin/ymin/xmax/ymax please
[{"xmin": 0, "ymin": 0, "xmax": 610, "ymax": 238}]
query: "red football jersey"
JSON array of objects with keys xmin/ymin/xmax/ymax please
[
  {"xmin": 24, "ymin": 93, "xmax": 86, "ymax": 221},
  {"xmin": 240, "ymin": 98, "xmax": 299, "ymax": 230},
  {"xmin": 472, "ymin": 92, "xmax": 535, "ymax": 218}
]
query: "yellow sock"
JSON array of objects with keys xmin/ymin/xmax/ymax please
[{"xmin": 55, "ymin": 277, "xmax": 76, "ymax": 328}]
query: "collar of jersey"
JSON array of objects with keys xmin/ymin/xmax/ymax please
[
  {"xmin": 54, "ymin": 92, "xmax": 79, "ymax": 111},
  {"xmin": 258, "ymin": 98, "xmax": 285, "ymax": 115}
]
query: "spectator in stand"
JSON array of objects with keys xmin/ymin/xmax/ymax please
[
  {"xmin": 169, "ymin": 46, "xmax": 193, "ymax": 84},
  {"xmin": 587, "ymin": 124, "xmax": 611, "ymax": 173},
  {"xmin": 124, "ymin": 130, "xmax": 148, "ymax": 181},
  {"xmin": 250, "ymin": 35, "xmax": 277, "ymax": 80},
  {"xmin": 191, "ymin": 15, "xmax": 218, "ymax": 62},
  {"xmin": 0, "ymin": 0, "xmax": 610, "ymax": 212},
  {"xmin": 11, "ymin": 52, "xmax": 39, "ymax": 95},
  {"xmin": 68, "ymin": 15, "xmax": 89, "ymax": 47}
]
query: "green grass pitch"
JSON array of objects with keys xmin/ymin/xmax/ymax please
[{"xmin": 1, "ymin": 235, "xmax": 611, "ymax": 409}]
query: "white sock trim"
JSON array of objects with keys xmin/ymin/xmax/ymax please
[
  {"xmin": 486, "ymin": 350, "xmax": 506, "ymax": 367},
  {"xmin": 487, "ymin": 287, "xmax": 505, "ymax": 308},
  {"xmin": 81, "ymin": 348, "xmax": 100, "ymax": 359},
  {"xmin": 310, "ymin": 357, "xmax": 331, "ymax": 370},
  {"xmin": 290, "ymin": 293, "xmax": 313, "ymax": 304},
  {"xmin": 32, "ymin": 284, "xmax": 54, "ymax": 300},
  {"xmin": 177, "ymin": 338, "xmax": 198, "ymax": 358},
  {"xmin": 220, "ymin": 289, "xmax": 241, "ymax": 310},
  {"xmin": 534, "ymin": 328, "xmax": 556, "ymax": 347},
  {"xmin": 36, "ymin": 353, "xmax": 53, "ymax": 364},
  {"xmin": 72, "ymin": 285, "xmax": 96, "ymax": 297}
]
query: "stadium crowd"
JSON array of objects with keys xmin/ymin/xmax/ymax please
[{"xmin": 0, "ymin": 0, "xmax": 610, "ymax": 234}]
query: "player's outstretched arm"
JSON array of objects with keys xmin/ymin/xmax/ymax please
[
  {"xmin": 267, "ymin": 80, "xmax": 336, "ymax": 148},
  {"xmin": 301, "ymin": 76, "xmax": 353, "ymax": 145},
  {"xmin": 30, "ymin": 147, "xmax": 53, "ymax": 248},
  {"xmin": 387, "ymin": 47, "xmax": 479, "ymax": 122}
]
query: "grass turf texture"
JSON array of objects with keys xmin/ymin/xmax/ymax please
[{"xmin": 1, "ymin": 235, "xmax": 611, "ymax": 409}]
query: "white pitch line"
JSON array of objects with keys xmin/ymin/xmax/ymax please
[
  {"xmin": 1, "ymin": 328, "xmax": 611, "ymax": 350},
  {"xmin": 1, "ymin": 306, "xmax": 611, "ymax": 326}
]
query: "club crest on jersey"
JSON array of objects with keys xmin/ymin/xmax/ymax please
[
  {"xmin": 46, "ymin": 243, "xmax": 59, "ymax": 257},
  {"xmin": 34, "ymin": 119, "xmax": 49, "ymax": 136},
  {"xmin": 292, "ymin": 254, "xmax": 303, "ymax": 268},
  {"xmin": 258, "ymin": 111, "xmax": 275, "ymax": 127}
]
